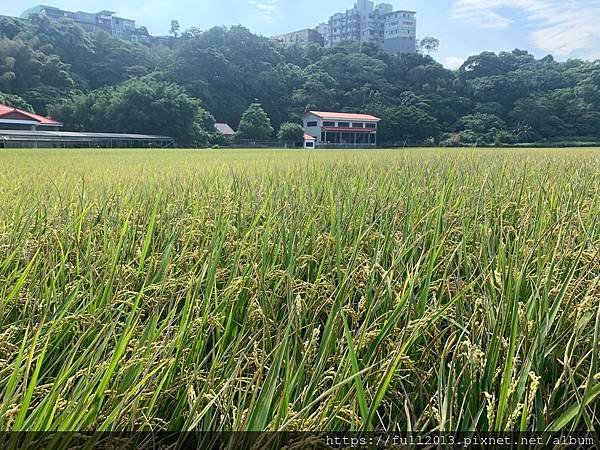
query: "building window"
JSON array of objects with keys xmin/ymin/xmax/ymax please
[
  {"xmin": 305, "ymin": 141, "xmax": 314, "ymax": 148},
  {"xmin": 323, "ymin": 121, "xmax": 335, "ymax": 127},
  {"xmin": 352, "ymin": 123, "xmax": 364, "ymax": 128},
  {"xmin": 337, "ymin": 122, "xmax": 350, "ymax": 127},
  {"xmin": 365, "ymin": 123, "xmax": 376, "ymax": 129},
  {"xmin": 306, "ymin": 121, "xmax": 318, "ymax": 127}
]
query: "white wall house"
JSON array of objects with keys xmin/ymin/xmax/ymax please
[{"xmin": 303, "ymin": 111, "xmax": 380, "ymax": 147}]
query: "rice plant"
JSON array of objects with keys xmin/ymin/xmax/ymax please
[{"xmin": 0, "ymin": 148, "xmax": 598, "ymax": 436}]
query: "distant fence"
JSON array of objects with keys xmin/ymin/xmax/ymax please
[
  {"xmin": 226, "ymin": 139, "xmax": 285, "ymax": 148},
  {"xmin": 206, "ymin": 139, "xmax": 383, "ymax": 149},
  {"xmin": 316, "ymin": 143, "xmax": 378, "ymax": 149}
]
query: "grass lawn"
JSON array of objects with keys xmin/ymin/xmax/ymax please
[{"xmin": 0, "ymin": 148, "xmax": 599, "ymax": 435}]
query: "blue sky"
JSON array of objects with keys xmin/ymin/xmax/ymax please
[{"xmin": 5, "ymin": 0, "xmax": 600, "ymax": 68}]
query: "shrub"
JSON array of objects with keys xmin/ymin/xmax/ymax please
[
  {"xmin": 277, "ymin": 122, "xmax": 305, "ymax": 145},
  {"xmin": 440, "ymin": 133, "xmax": 462, "ymax": 147},
  {"xmin": 495, "ymin": 130, "xmax": 517, "ymax": 146}
]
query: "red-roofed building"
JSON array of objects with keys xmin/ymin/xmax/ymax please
[
  {"xmin": 0, "ymin": 104, "xmax": 63, "ymax": 131},
  {"xmin": 303, "ymin": 110, "xmax": 380, "ymax": 147},
  {"xmin": 303, "ymin": 133, "xmax": 316, "ymax": 149}
]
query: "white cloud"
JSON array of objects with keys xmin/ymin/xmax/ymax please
[
  {"xmin": 248, "ymin": 0, "xmax": 281, "ymax": 19},
  {"xmin": 451, "ymin": 0, "xmax": 600, "ymax": 59},
  {"xmin": 442, "ymin": 56, "xmax": 465, "ymax": 70}
]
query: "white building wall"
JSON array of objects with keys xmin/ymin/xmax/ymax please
[
  {"xmin": 316, "ymin": 22, "xmax": 329, "ymax": 40},
  {"xmin": 383, "ymin": 11, "xmax": 417, "ymax": 53},
  {"xmin": 303, "ymin": 113, "xmax": 323, "ymax": 142},
  {"xmin": 303, "ymin": 113, "xmax": 380, "ymax": 145}
]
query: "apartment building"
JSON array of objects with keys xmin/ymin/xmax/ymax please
[
  {"xmin": 322, "ymin": 0, "xmax": 416, "ymax": 54},
  {"xmin": 21, "ymin": 5, "xmax": 150, "ymax": 43},
  {"xmin": 383, "ymin": 10, "xmax": 417, "ymax": 54},
  {"xmin": 274, "ymin": 28, "xmax": 324, "ymax": 47}
]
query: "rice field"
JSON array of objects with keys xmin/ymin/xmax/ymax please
[{"xmin": 0, "ymin": 148, "xmax": 599, "ymax": 435}]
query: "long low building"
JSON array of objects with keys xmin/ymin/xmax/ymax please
[
  {"xmin": 303, "ymin": 110, "xmax": 380, "ymax": 147},
  {"xmin": 0, "ymin": 103, "xmax": 175, "ymax": 148},
  {"xmin": 0, "ymin": 130, "xmax": 175, "ymax": 148}
]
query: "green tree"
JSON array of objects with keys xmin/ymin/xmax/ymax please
[
  {"xmin": 512, "ymin": 122, "xmax": 537, "ymax": 142},
  {"xmin": 459, "ymin": 52, "xmax": 507, "ymax": 80},
  {"xmin": 170, "ymin": 20, "xmax": 180, "ymax": 38},
  {"xmin": 0, "ymin": 37, "xmax": 74, "ymax": 112},
  {"xmin": 467, "ymin": 75, "xmax": 527, "ymax": 107},
  {"xmin": 83, "ymin": 31, "xmax": 157, "ymax": 89},
  {"xmin": 458, "ymin": 113, "xmax": 505, "ymax": 144},
  {"xmin": 292, "ymin": 68, "xmax": 338, "ymax": 112},
  {"xmin": 50, "ymin": 77, "xmax": 215, "ymax": 146},
  {"xmin": 495, "ymin": 130, "xmax": 516, "ymax": 146},
  {"xmin": 18, "ymin": 15, "xmax": 158, "ymax": 91},
  {"xmin": 25, "ymin": 15, "xmax": 94, "ymax": 85},
  {"xmin": 237, "ymin": 103, "xmax": 274, "ymax": 140},
  {"xmin": 0, "ymin": 91, "xmax": 33, "ymax": 111},
  {"xmin": 376, "ymin": 106, "xmax": 440, "ymax": 143},
  {"xmin": 277, "ymin": 122, "xmax": 304, "ymax": 145},
  {"xmin": 0, "ymin": 16, "xmax": 25, "ymax": 39},
  {"xmin": 170, "ymin": 25, "xmax": 283, "ymax": 126},
  {"xmin": 310, "ymin": 52, "xmax": 390, "ymax": 104},
  {"xmin": 418, "ymin": 36, "xmax": 440, "ymax": 55}
]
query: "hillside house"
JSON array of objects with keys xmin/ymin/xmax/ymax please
[{"xmin": 303, "ymin": 111, "xmax": 380, "ymax": 147}]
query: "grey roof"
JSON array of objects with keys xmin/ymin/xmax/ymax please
[
  {"xmin": 214, "ymin": 123, "xmax": 235, "ymax": 135},
  {"xmin": 0, "ymin": 130, "xmax": 173, "ymax": 140}
]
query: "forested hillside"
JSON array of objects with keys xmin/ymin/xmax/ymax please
[{"xmin": 1, "ymin": 14, "xmax": 599, "ymax": 146}]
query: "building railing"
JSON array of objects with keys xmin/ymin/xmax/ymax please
[{"xmin": 316, "ymin": 143, "xmax": 377, "ymax": 149}]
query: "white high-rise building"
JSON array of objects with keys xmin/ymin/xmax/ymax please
[
  {"xmin": 321, "ymin": 1, "xmax": 416, "ymax": 54},
  {"xmin": 383, "ymin": 10, "xmax": 417, "ymax": 54}
]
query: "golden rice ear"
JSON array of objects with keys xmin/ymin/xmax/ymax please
[{"xmin": 1, "ymin": 147, "xmax": 598, "ymax": 435}]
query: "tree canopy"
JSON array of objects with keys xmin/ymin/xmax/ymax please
[
  {"xmin": 237, "ymin": 103, "xmax": 274, "ymax": 140},
  {"xmin": 1, "ymin": 15, "xmax": 599, "ymax": 146},
  {"xmin": 277, "ymin": 122, "xmax": 305, "ymax": 144},
  {"xmin": 49, "ymin": 77, "xmax": 215, "ymax": 146}
]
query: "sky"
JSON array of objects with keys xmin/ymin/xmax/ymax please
[{"xmin": 5, "ymin": 0, "xmax": 600, "ymax": 69}]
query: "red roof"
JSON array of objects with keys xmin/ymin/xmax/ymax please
[
  {"xmin": 322, "ymin": 127, "xmax": 375, "ymax": 133},
  {"xmin": 306, "ymin": 111, "xmax": 380, "ymax": 121},
  {"xmin": 303, "ymin": 133, "xmax": 316, "ymax": 141},
  {"xmin": 0, "ymin": 104, "xmax": 62, "ymax": 126}
]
